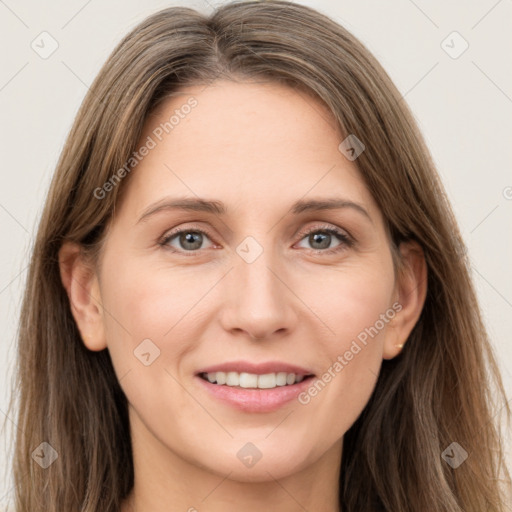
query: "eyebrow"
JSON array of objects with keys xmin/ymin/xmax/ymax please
[{"xmin": 137, "ymin": 196, "xmax": 372, "ymax": 224}]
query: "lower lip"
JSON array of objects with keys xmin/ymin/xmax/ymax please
[{"xmin": 195, "ymin": 375, "xmax": 316, "ymax": 413}]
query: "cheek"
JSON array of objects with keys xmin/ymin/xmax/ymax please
[
  {"xmin": 307, "ymin": 256, "xmax": 395, "ymax": 350},
  {"xmin": 330, "ymin": 281, "xmax": 393, "ymax": 349},
  {"xmin": 99, "ymin": 261, "xmax": 203, "ymax": 416},
  {"xmin": 295, "ymin": 259, "xmax": 395, "ymax": 433},
  {"xmin": 99, "ymin": 256, "xmax": 213, "ymax": 375}
]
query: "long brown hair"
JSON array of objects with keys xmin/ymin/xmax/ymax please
[{"xmin": 6, "ymin": 1, "xmax": 511, "ymax": 510}]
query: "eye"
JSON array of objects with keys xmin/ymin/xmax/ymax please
[
  {"xmin": 159, "ymin": 227, "xmax": 215, "ymax": 254},
  {"xmin": 159, "ymin": 223, "xmax": 354, "ymax": 256},
  {"xmin": 295, "ymin": 224, "xmax": 353, "ymax": 254}
]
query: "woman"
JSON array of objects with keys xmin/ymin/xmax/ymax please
[{"xmin": 8, "ymin": 1, "xmax": 511, "ymax": 510}]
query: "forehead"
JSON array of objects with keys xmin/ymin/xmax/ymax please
[
  {"xmin": 148, "ymin": 79, "xmax": 342, "ymax": 162},
  {"xmin": 116, "ymin": 79, "xmax": 379, "ymax": 222}
]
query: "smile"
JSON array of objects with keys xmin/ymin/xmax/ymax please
[{"xmin": 199, "ymin": 371, "xmax": 312, "ymax": 389}]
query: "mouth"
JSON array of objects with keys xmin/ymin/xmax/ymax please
[
  {"xmin": 198, "ymin": 371, "xmax": 315, "ymax": 389},
  {"xmin": 195, "ymin": 371, "xmax": 316, "ymax": 413},
  {"xmin": 194, "ymin": 361, "xmax": 316, "ymax": 412}
]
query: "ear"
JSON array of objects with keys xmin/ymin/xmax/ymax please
[
  {"xmin": 382, "ymin": 240, "xmax": 427, "ymax": 360},
  {"xmin": 58, "ymin": 241, "xmax": 107, "ymax": 351}
]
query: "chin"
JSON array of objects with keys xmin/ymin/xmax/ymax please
[{"xmin": 190, "ymin": 443, "xmax": 311, "ymax": 483}]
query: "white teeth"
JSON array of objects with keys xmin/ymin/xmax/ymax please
[
  {"xmin": 226, "ymin": 372, "xmax": 239, "ymax": 386},
  {"xmin": 276, "ymin": 372, "xmax": 287, "ymax": 386},
  {"xmin": 203, "ymin": 371, "xmax": 308, "ymax": 389},
  {"xmin": 239, "ymin": 372, "xmax": 258, "ymax": 388},
  {"xmin": 258, "ymin": 373, "xmax": 276, "ymax": 389}
]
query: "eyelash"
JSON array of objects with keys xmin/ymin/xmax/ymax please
[{"xmin": 158, "ymin": 223, "xmax": 354, "ymax": 257}]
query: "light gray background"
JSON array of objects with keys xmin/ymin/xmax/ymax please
[{"xmin": 1, "ymin": 0, "xmax": 511, "ymax": 508}]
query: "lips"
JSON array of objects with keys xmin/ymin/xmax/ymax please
[{"xmin": 194, "ymin": 360, "xmax": 316, "ymax": 413}]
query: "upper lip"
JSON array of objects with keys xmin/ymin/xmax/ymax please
[{"xmin": 196, "ymin": 360, "xmax": 315, "ymax": 376}]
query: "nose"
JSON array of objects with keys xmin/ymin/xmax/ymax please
[{"xmin": 219, "ymin": 250, "xmax": 298, "ymax": 341}]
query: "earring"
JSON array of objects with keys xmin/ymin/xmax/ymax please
[{"xmin": 395, "ymin": 343, "xmax": 404, "ymax": 349}]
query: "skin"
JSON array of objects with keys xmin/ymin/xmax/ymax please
[{"xmin": 59, "ymin": 79, "xmax": 427, "ymax": 512}]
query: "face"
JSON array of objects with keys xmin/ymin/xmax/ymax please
[{"xmin": 81, "ymin": 80, "xmax": 409, "ymax": 482}]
